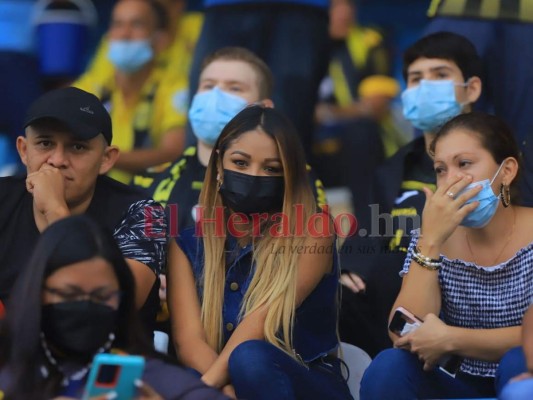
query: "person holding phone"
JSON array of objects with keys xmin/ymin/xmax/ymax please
[
  {"xmin": 360, "ymin": 112, "xmax": 533, "ymax": 399},
  {"xmin": 0, "ymin": 215, "xmax": 228, "ymax": 400},
  {"xmin": 168, "ymin": 105, "xmax": 352, "ymax": 400}
]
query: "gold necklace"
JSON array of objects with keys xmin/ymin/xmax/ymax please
[{"xmin": 465, "ymin": 207, "xmax": 516, "ymax": 266}]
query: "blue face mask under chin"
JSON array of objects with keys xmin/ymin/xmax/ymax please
[
  {"xmin": 188, "ymin": 87, "xmax": 248, "ymax": 146},
  {"xmin": 402, "ymin": 79, "xmax": 468, "ymax": 133},
  {"xmin": 457, "ymin": 162, "xmax": 505, "ymax": 228}
]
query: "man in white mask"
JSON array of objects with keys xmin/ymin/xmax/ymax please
[
  {"xmin": 338, "ymin": 32, "xmax": 483, "ymax": 358},
  {"xmin": 75, "ymin": 0, "xmax": 187, "ymax": 184},
  {"xmin": 134, "ymin": 47, "xmax": 276, "ymax": 234}
]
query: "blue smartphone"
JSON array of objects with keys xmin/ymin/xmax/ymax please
[{"xmin": 83, "ymin": 354, "xmax": 145, "ymax": 400}]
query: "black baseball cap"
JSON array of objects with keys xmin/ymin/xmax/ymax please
[{"xmin": 24, "ymin": 87, "xmax": 113, "ymax": 145}]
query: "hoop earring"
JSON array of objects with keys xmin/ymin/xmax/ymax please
[{"xmin": 500, "ymin": 183, "xmax": 511, "ymax": 208}]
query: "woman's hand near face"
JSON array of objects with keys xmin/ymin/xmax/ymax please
[
  {"xmin": 394, "ymin": 313, "xmax": 452, "ymax": 371},
  {"xmin": 420, "ymin": 174, "xmax": 482, "ymax": 248}
]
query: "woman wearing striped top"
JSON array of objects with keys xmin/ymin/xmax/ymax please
[{"xmin": 360, "ymin": 112, "xmax": 533, "ymax": 399}]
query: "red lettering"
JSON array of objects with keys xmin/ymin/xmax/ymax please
[
  {"xmin": 250, "ymin": 213, "xmax": 269, "ymax": 237},
  {"xmin": 195, "ymin": 206, "xmax": 226, "ymax": 237},
  {"xmin": 167, "ymin": 204, "xmax": 179, "ymax": 238},
  {"xmin": 307, "ymin": 205, "xmax": 332, "ymax": 238},
  {"xmin": 144, "ymin": 205, "xmax": 166, "ymax": 238},
  {"xmin": 334, "ymin": 213, "xmax": 358, "ymax": 238},
  {"xmin": 227, "ymin": 212, "xmax": 249, "ymax": 238},
  {"xmin": 294, "ymin": 204, "xmax": 305, "ymax": 237},
  {"xmin": 269, "ymin": 213, "xmax": 291, "ymax": 237}
]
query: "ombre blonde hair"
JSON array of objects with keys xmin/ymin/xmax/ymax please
[{"xmin": 198, "ymin": 106, "xmax": 318, "ymax": 356}]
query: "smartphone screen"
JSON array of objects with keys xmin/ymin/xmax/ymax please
[
  {"xmin": 83, "ymin": 354, "xmax": 145, "ymax": 400},
  {"xmin": 389, "ymin": 307, "xmax": 422, "ymax": 336},
  {"xmin": 95, "ymin": 364, "xmax": 121, "ymax": 388}
]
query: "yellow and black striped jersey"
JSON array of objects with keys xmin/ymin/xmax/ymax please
[{"xmin": 428, "ymin": 0, "xmax": 533, "ymax": 23}]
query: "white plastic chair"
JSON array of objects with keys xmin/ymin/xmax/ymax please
[
  {"xmin": 153, "ymin": 330, "xmax": 169, "ymax": 354},
  {"xmin": 339, "ymin": 342, "xmax": 372, "ymax": 400}
]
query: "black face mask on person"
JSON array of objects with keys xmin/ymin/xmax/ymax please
[
  {"xmin": 41, "ymin": 301, "xmax": 118, "ymax": 363},
  {"xmin": 219, "ymin": 169, "xmax": 285, "ymax": 215}
]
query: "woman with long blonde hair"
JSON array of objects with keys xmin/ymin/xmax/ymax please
[{"xmin": 168, "ymin": 105, "xmax": 352, "ymax": 399}]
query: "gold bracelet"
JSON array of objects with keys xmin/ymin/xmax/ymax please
[
  {"xmin": 412, "ymin": 255, "xmax": 441, "ymax": 271},
  {"xmin": 414, "ymin": 246, "xmax": 441, "ymax": 263},
  {"xmin": 412, "ymin": 247, "xmax": 441, "ymax": 271}
]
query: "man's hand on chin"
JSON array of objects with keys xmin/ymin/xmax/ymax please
[{"xmin": 26, "ymin": 165, "xmax": 70, "ymax": 228}]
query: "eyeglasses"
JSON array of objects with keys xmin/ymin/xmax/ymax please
[{"xmin": 43, "ymin": 286, "xmax": 122, "ymax": 306}]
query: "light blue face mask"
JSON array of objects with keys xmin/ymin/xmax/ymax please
[
  {"xmin": 457, "ymin": 162, "xmax": 505, "ymax": 228},
  {"xmin": 107, "ymin": 39, "xmax": 154, "ymax": 73},
  {"xmin": 402, "ymin": 80, "xmax": 468, "ymax": 132},
  {"xmin": 188, "ymin": 87, "xmax": 248, "ymax": 146}
]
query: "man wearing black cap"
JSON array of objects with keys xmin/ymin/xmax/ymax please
[{"xmin": 0, "ymin": 87, "xmax": 166, "ymax": 335}]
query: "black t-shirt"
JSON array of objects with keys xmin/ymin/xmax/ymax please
[
  {"xmin": 340, "ymin": 136, "xmax": 436, "ymax": 293},
  {"xmin": 338, "ymin": 136, "xmax": 435, "ymax": 355},
  {"xmin": 0, "ymin": 175, "xmax": 167, "ymax": 334},
  {"xmin": 133, "ymin": 146, "xmax": 207, "ymax": 237}
]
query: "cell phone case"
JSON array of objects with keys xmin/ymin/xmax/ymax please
[
  {"xmin": 389, "ymin": 307, "xmax": 423, "ymax": 336},
  {"xmin": 389, "ymin": 307, "xmax": 463, "ymax": 376},
  {"xmin": 83, "ymin": 353, "xmax": 145, "ymax": 400}
]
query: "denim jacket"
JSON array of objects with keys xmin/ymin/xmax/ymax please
[{"xmin": 176, "ymin": 227, "xmax": 340, "ymax": 363}]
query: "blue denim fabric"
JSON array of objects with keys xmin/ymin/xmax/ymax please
[
  {"xmin": 229, "ymin": 340, "xmax": 352, "ymax": 400},
  {"xmin": 186, "ymin": 4, "xmax": 329, "ymax": 159},
  {"xmin": 176, "ymin": 227, "xmax": 340, "ymax": 363},
  {"xmin": 501, "ymin": 378, "xmax": 533, "ymax": 400},
  {"xmin": 360, "ymin": 349, "xmax": 495, "ymax": 399},
  {"xmin": 496, "ymin": 347, "xmax": 529, "ymax": 396}
]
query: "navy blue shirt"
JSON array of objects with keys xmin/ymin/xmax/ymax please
[{"xmin": 177, "ymin": 227, "xmax": 340, "ymax": 362}]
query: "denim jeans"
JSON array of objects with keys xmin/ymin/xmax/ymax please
[
  {"xmin": 501, "ymin": 378, "xmax": 533, "ymax": 400},
  {"xmin": 360, "ymin": 347, "xmax": 524, "ymax": 400},
  {"xmin": 187, "ymin": 4, "xmax": 330, "ymax": 160},
  {"xmin": 498, "ymin": 346, "xmax": 531, "ymax": 399},
  {"xmin": 228, "ymin": 340, "xmax": 353, "ymax": 400}
]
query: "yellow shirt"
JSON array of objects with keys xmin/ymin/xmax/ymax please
[
  {"xmin": 329, "ymin": 26, "xmax": 388, "ymax": 107},
  {"xmin": 76, "ymin": 12, "xmax": 203, "ymax": 95},
  {"xmin": 161, "ymin": 12, "xmax": 204, "ymax": 82},
  {"xmin": 73, "ymin": 13, "xmax": 203, "ymax": 183},
  {"xmin": 428, "ymin": 0, "xmax": 533, "ymax": 22},
  {"xmin": 75, "ymin": 67, "xmax": 187, "ymax": 183}
]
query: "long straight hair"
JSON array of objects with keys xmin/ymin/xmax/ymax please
[
  {"xmin": 198, "ymin": 106, "xmax": 317, "ymax": 355},
  {"xmin": 0, "ymin": 215, "xmax": 152, "ymax": 399}
]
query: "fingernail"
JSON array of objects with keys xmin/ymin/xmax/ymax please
[
  {"xmin": 106, "ymin": 392, "xmax": 118, "ymax": 400},
  {"xmin": 134, "ymin": 379, "xmax": 143, "ymax": 388}
]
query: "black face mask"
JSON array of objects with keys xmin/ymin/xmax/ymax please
[
  {"xmin": 219, "ymin": 169, "xmax": 285, "ymax": 215},
  {"xmin": 41, "ymin": 301, "xmax": 118, "ymax": 363}
]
